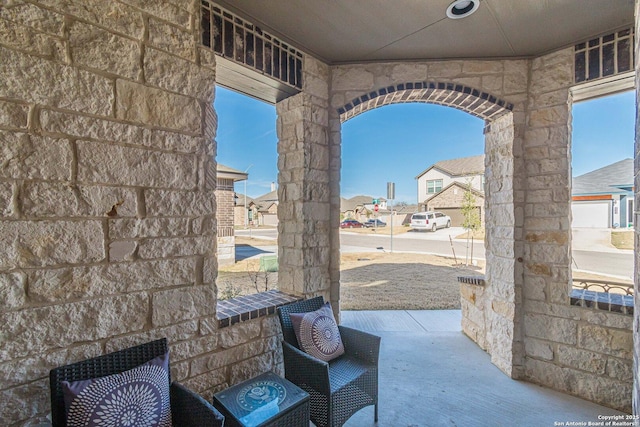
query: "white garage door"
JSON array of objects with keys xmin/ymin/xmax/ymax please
[{"xmin": 571, "ymin": 201, "xmax": 611, "ymax": 228}]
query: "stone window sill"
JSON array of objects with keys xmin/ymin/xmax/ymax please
[
  {"xmin": 570, "ymin": 289, "xmax": 634, "ymax": 315},
  {"xmin": 216, "ymin": 290, "xmax": 302, "ymax": 328}
]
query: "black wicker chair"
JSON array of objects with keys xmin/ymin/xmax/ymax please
[
  {"xmin": 277, "ymin": 297, "xmax": 380, "ymax": 427},
  {"xmin": 49, "ymin": 338, "xmax": 224, "ymax": 427}
]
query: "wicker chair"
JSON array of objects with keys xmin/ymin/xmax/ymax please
[
  {"xmin": 49, "ymin": 338, "xmax": 224, "ymax": 427},
  {"xmin": 277, "ymin": 297, "xmax": 380, "ymax": 427}
]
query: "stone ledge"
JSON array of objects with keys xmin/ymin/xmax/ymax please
[
  {"xmin": 216, "ymin": 290, "xmax": 302, "ymax": 328},
  {"xmin": 457, "ymin": 275, "xmax": 486, "ymax": 286},
  {"xmin": 570, "ymin": 289, "xmax": 634, "ymax": 316}
]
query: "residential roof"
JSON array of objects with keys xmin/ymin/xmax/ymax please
[
  {"xmin": 340, "ymin": 195, "xmax": 386, "ymax": 212},
  {"xmin": 234, "ymin": 192, "xmax": 255, "ymax": 205},
  {"xmin": 572, "ymin": 159, "xmax": 634, "ymax": 196},
  {"xmin": 415, "ymin": 155, "xmax": 485, "ymax": 179},
  {"xmin": 217, "ymin": 164, "xmax": 248, "ymax": 181},
  {"xmin": 254, "ymin": 190, "xmax": 278, "ymax": 202}
]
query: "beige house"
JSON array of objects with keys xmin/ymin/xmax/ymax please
[
  {"xmin": 425, "ymin": 182, "xmax": 485, "ymax": 227},
  {"xmin": 253, "ymin": 186, "xmax": 279, "ymax": 226},
  {"xmin": 416, "ymin": 155, "xmax": 485, "ymax": 203},
  {"xmin": 416, "ymin": 155, "xmax": 485, "ymax": 225},
  {"xmin": 234, "ymin": 192, "xmax": 255, "ymax": 227},
  {"xmin": 340, "ymin": 195, "xmax": 387, "ymax": 221}
]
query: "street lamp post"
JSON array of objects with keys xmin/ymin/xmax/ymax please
[
  {"xmin": 387, "ymin": 182, "xmax": 395, "ymax": 253},
  {"xmin": 244, "ymin": 164, "xmax": 253, "ymax": 229}
]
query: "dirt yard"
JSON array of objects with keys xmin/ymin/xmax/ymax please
[
  {"xmin": 218, "ymin": 240, "xmax": 484, "ymax": 310},
  {"xmin": 220, "ymin": 236, "xmax": 632, "ymax": 309}
]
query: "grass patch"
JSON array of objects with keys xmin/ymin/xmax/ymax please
[{"xmin": 611, "ymin": 230, "xmax": 633, "ymax": 250}]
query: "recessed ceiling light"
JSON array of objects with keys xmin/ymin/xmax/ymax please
[{"xmin": 446, "ymin": 0, "xmax": 480, "ymax": 19}]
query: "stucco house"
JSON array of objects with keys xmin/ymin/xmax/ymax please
[
  {"xmin": 572, "ymin": 158, "xmax": 634, "ymax": 228},
  {"xmin": 416, "ymin": 155, "xmax": 485, "ymax": 226}
]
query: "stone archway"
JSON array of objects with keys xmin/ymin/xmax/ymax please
[{"xmin": 327, "ymin": 69, "xmax": 527, "ymax": 378}]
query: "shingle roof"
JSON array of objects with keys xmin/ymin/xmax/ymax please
[
  {"xmin": 340, "ymin": 195, "xmax": 385, "ymax": 211},
  {"xmin": 217, "ymin": 163, "xmax": 248, "ymax": 181},
  {"xmin": 254, "ymin": 190, "xmax": 278, "ymax": 202},
  {"xmin": 572, "ymin": 158, "xmax": 633, "ymax": 195},
  {"xmin": 235, "ymin": 192, "xmax": 255, "ymax": 205},
  {"xmin": 415, "ymin": 155, "xmax": 485, "ymax": 178}
]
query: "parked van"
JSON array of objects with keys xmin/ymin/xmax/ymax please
[{"xmin": 410, "ymin": 211, "xmax": 451, "ymax": 232}]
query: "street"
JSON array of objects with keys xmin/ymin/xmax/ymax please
[{"xmin": 236, "ymin": 227, "xmax": 634, "ymax": 280}]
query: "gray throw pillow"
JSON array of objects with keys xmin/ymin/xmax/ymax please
[
  {"xmin": 61, "ymin": 352, "xmax": 172, "ymax": 427},
  {"xmin": 290, "ymin": 302, "xmax": 345, "ymax": 362}
]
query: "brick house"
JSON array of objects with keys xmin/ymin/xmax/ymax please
[
  {"xmin": 416, "ymin": 155, "xmax": 485, "ymax": 226},
  {"xmin": 216, "ymin": 164, "xmax": 248, "ymax": 265}
]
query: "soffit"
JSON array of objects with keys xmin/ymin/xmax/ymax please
[{"xmin": 213, "ymin": 0, "xmax": 634, "ymax": 63}]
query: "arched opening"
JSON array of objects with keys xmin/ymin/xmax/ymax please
[
  {"xmin": 338, "ymin": 102, "xmax": 486, "ymax": 312},
  {"xmin": 331, "ymin": 83, "xmax": 520, "ymax": 376}
]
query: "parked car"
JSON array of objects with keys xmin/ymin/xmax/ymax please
[
  {"xmin": 364, "ymin": 219, "xmax": 386, "ymax": 228},
  {"xmin": 410, "ymin": 211, "xmax": 451, "ymax": 232},
  {"xmin": 340, "ymin": 219, "xmax": 364, "ymax": 229}
]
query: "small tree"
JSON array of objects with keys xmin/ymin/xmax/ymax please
[{"xmin": 461, "ymin": 182, "xmax": 481, "ymax": 265}]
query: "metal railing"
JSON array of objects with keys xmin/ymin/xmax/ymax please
[{"xmin": 572, "ymin": 279, "xmax": 634, "ymax": 296}]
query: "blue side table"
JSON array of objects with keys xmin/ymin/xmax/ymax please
[{"xmin": 213, "ymin": 371, "xmax": 310, "ymax": 427}]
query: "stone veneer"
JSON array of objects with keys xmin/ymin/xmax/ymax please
[
  {"xmin": 0, "ymin": 0, "xmax": 638, "ymax": 424},
  {"xmin": 0, "ymin": 1, "xmax": 284, "ymax": 424},
  {"xmin": 326, "ymin": 53, "xmax": 634, "ymax": 411}
]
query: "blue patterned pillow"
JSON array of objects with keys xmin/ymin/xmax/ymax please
[
  {"xmin": 61, "ymin": 352, "xmax": 172, "ymax": 427},
  {"xmin": 290, "ymin": 302, "xmax": 345, "ymax": 362}
]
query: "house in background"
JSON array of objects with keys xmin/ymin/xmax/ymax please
[
  {"xmin": 233, "ymin": 192, "xmax": 255, "ymax": 227},
  {"xmin": 415, "ymin": 155, "xmax": 485, "ymax": 226},
  {"xmin": 253, "ymin": 183, "xmax": 279, "ymax": 226},
  {"xmin": 216, "ymin": 164, "xmax": 248, "ymax": 265},
  {"xmin": 340, "ymin": 195, "xmax": 388, "ymax": 221},
  {"xmin": 571, "ymin": 158, "xmax": 634, "ymax": 228}
]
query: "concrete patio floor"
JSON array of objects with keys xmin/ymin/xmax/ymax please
[{"xmin": 339, "ymin": 310, "xmax": 627, "ymax": 427}]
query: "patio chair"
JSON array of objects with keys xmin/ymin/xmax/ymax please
[
  {"xmin": 277, "ymin": 296, "xmax": 380, "ymax": 427},
  {"xmin": 49, "ymin": 338, "xmax": 224, "ymax": 427}
]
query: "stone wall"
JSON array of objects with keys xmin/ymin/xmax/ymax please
[
  {"xmin": 0, "ymin": 1, "xmax": 283, "ymax": 424},
  {"xmin": 326, "ymin": 55, "xmax": 634, "ymax": 411},
  {"xmin": 484, "ymin": 112, "xmax": 525, "ymax": 378},
  {"xmin": 520, "ymin": 47, "xmax": 633, "ymax": 412},
  {"xmin": 276, "ymin": 56, "xmax": 333, "ymax": 305}
]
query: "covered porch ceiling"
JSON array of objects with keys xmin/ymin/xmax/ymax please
[{"xmin": 213, "ymin": 0, "xmax": 634, "ymax": 64}]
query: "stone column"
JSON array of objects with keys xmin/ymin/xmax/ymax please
[
  {"xmin": 484, "ymin": 112, "xmax": 525, "ymax": 378},
  {"xmin": 276, "ymin": 58, "xmax": 333, "ymax": 300}
]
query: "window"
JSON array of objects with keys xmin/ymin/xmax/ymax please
[{"xmin": 427, "ymin": 179, "xmax": 443, "ymax": 194}]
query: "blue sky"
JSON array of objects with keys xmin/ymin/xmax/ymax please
[{"xmin": 214, "ymin": 86, "xmax": 635, "ymax": 204}]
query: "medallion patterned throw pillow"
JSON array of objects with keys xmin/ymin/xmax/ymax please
[
  {"xmin": 61, "ymin": 352, "xmax": 172, "ymax": 427},
  {"xmin": 290, "ymin": 301, "xmax": 345, "ymax": 362}
]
